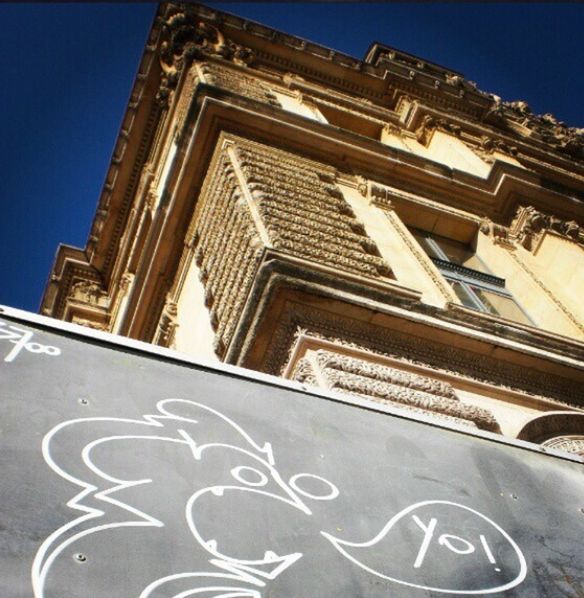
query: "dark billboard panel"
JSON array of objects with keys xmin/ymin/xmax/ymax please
[{"xmin": 0, "ymin": 310, "xmax": 582, "ymax": 597}]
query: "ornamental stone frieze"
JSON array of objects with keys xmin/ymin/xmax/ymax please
[
  {"xmin": 68, "ymin": 280, "xmax": 109, "ymax": 308},
  {"xmin": 157, "ymin": 3, "xmax": 255, "ymax": 105},
  {"xmin": 511, "ymin": 205, "xmax": 583, "ymax": 252},
  {"xmin": 291, "ymin": 349, "xmax": 499, "ymax": 432},
  {"xmin": 486, "ymin": 98, "xmax": 584, "ymax": 160}
]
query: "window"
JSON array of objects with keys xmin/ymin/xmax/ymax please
[{"xmin": 412, "ymin": 229, "xmax": 533, "ymax": 325}]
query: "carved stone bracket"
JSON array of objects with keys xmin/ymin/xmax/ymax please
[
  {"xmin": 157, "ymin": 3, "xmax": 255, "ymax": 105},
  {"xmin": 475, "ymin": 135, "xmax": 518, "ymax": 163},
  {"xmin": 157, "ymin": 295, "xmax": 179, "ymax": 347},
  {"xmin": 415, "ymin": 114, "xmax": 461, "ymax": 145},
  {"xmin": 511, "ymin": 205, "xmax": 583, "ymax": 252},
  {"xmin": 480, "ymin": 217, "xmax": 515, "ymax": 249}
]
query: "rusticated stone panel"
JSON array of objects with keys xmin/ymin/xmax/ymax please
[
  {"xmin": 190, "ymin": 135, "xmax": 391, "ymax": 358},
  {"xmin": 192, "ymin": 146, "xmax": 264, "ymax": 357},
  {"xmin": 292, "ymin": 349, "xmax": 500, "ymax": 432},
  {"xmin": 232, "ymin": 138, "xmax": 392, "ymax": 279}
]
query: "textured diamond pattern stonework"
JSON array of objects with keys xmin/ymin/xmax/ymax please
[
  {"xmin": 191, "ymin": 135, "xmax": 390, "ymax": 356},
  {"xmin": 292, "ymin": 349, "xmax": 500, "ymax": 432}
]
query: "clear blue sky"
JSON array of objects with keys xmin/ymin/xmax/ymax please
[{"xmin": 1, "ymin": 3, "xmax": 583, "ymax": 313}]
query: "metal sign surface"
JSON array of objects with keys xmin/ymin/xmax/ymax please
[{"xmin": 0, "ymin": 310, "xmax": 582, "ymax": 597}]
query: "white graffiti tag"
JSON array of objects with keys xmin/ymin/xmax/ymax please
[
  {"xmin": 32, "ymin": 399, "xmax": 339, "ymax": 598},
  {"xmin": 33, "ymin": 399, "xmax": 527, "ymax": 596},
  {"xmin": 322, "ymin": 501, "xmax": 527, "ymax": 594},
  {"xmin": 0, "ymin": 322, "xmax": 61, "ymax": 363}
]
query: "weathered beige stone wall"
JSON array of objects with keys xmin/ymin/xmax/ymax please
[
  {"xmin": 530, "ymin": 234, "xmax": 584, "ymax": 323},
  {"xmin": 476, "ymin": 232, "xmax": 584, "ymax": 338},
  {"xmin": 381, "ymin": 129, "xmax": 491, "ymax": 178},
  {"xmin": 173, "ymin": 257, "xmax": 218, "ymax": 362},
  {"xmin": 339, "ymin": 183, "xmax": 452, "ymax": 307}
]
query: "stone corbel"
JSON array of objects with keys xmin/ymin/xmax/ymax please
[
  {"xmin": 368, "ymin": 183, "xmax": 394, "ymax": 211},
  {"xmin": 511, "ymin": 205, "xmax": 583, "ymax": 252},
  {"xmin": 415, "ymin": 114, "xmax": 461, "ymax": 146},
  {"xmin": 480, "ymin": 217, "xmax": 515, "ymax": 250}
]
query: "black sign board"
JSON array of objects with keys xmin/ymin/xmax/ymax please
[{"xmin": 0, "ymin": 309, "xmax": 583, "ymax": 597}]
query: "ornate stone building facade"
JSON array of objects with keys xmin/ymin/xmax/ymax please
[{"xmin": 41, "ymin": 3, "xmax": 584, "ymax": 456}]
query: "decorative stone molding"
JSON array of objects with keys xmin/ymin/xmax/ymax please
[
  {"xmin": 199, "ymin": 62, "xmax": 281, "ymax": 107},
  {"xmin": 68, "ymin": 280, "xmax": 109, "ymax": 308},
  {"xmin": 510, "ymin": 205, "xmax": 583, "ymax": 252},
  {"xmin": 71, "ymin": 317, "xmax": 108, "ymax": 331},
  {"xmin": 415, "ymin": 114, "xmax": 461, "ymax": 145},
  {"xmin": 480, "ymin": 217, "xmax": 515, "ymax": 249},
  {"xmin": 518, "ymin": 412, "xmax": 584, "ymax": 456},
  {"xmin": 157, "ymin": 3, "xmax": 256, "ymax": 105},
  {"xmin": 486, "ymin": 98, "xmax": 584, "ymax": 160},
  {"xmin": 291, "ymin": 348, "xmax": 499, "ymax": 432},
  {"xmin": 367, "ymin": 186, "xmax": 456, "ymax": 302},
  {"xmin": 541, "ymin": 436, "xmax": 584, "ymax": 457},
  {"xmin": 474, "ymin": 135, "xmax": 518, "ymax": 164},
  {"xmin": 157, "ymin": 296, "xmax": 179, "ymax": 348},
  {"xmin": 192, "ymin": 145, "xmax": 264, "ymax": 357},
  {"xmin": 264, "ymin": 306, "xmax": 583, "ymax": 406},
  {"xmin": 119, "ymin": 272, "xmax": 135, "ymax": 295}
]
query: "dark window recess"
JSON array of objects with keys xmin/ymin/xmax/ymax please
[{"xmin": 411, "ymin": 229, "xmax": 533, "ymax": 326}]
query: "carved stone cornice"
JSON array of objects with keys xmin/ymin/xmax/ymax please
[
  {"xmin": 474, "ymin": 135, "xmax": 518, "ymax": 164},
  {"xmin": 157, "ymin": 3, "xmax": 255, "ymax": 105},
  {"xmin": 259, "ymin": 302, "xmax": 584, "ymax": 406},
  {"xmin": 511, "ymin": 205, "xmax": 583, "ymax": 252},
  {"xmin": 486, "ymin": 98, "xmax": 584, "ymax": 160}
]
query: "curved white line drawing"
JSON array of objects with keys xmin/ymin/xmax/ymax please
[
  {"xmin": 138, "ymin": 570, "xmax": 263, "ymax": 598},
  {"xmin": 321, "ymin": 500, "xmax": 527, "ymax": 595},
  {"xmin": 186, "ymin": 485, "xmax": 304, "ymax": 567},
  {"xmin": 230, "ymin": 466, "xmax": 268, "ymax": 487},
  {"xmin": 0, "ymin": 322, "xmax": 61, "ymax": 363},
  {"xmin": 32, "ymin": 398, "xmax": 526, "ymax": 597},
  {"xmin": 288, "ymin": 473, "xmax": 339, "ymax": 501},
  {"xmin": 32, "ymin": 399, "xmax": 338, "ymax": 598}
]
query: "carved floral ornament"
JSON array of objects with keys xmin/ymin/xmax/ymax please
[
  {"xmin": 510, "ymin": 205, "xmax": 583, "ymax": 252},
  {"xmin": 157, "ymin": 4, "xmax": 255, "ymax": 105},
  {"xmin": 415, "ymin": 114, "xmax": 461, "ymax": 145}
]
